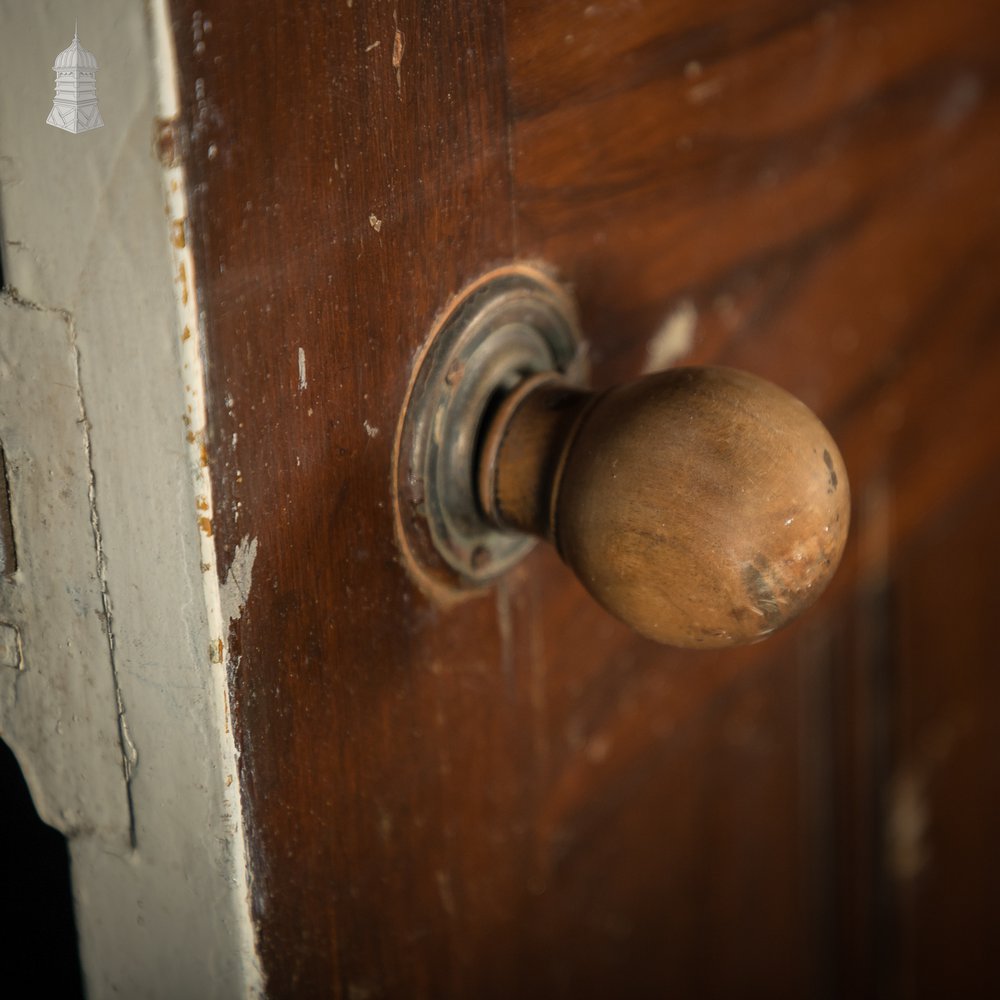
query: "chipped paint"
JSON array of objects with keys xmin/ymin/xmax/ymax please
[
  {"xmin": 154, "ymin": 115, "xmax": 182, "ymax": 168},
  {"xmin": 643, "ymin": 299, "xmax": 697, "ymax": 373},
  {"xmin": 364, "ymin": 419, "xmax": 380, "ymax": 438},
  {"xmin": 298, "ymin": 346, "xmax": 307, "ymax": 390},
  {"xmin": 392, "ymin": 12, "xmax": 404, "ymax": 96},
  {"xmin": 176, "ymin": 259, "xmax": 189, "ymax": 304},
  {"xmin": 151, "ymin": 0, "xmax": 262, "ymax": 989},
  {"xmin": 369, "ymin": 212, "xmax": 382, "ymax": 232},
  {"xmin": 220, "ymin": 536, "xmax": 259, "ymax": 634},
  {"xmin": 0, "ymin": 622, "xmax": 22, "ymax": 670},
  {"xmin": 0, "ymin": 294, "xmax": 134, "ymax": 843}
]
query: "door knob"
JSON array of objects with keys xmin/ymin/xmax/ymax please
[{"xmin": 393, "ymin": 265, "xmax": 849, "ymax": 649}]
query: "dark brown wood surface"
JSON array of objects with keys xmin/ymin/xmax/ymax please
[{"xmin": 170, "ymin": 1, "xmax": 1000, "ymax": 996}]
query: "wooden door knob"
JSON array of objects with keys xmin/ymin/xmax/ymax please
[
  {"xmin": 394, "ymin": 265, "xmax": 849, "ymax": 648},
  {"xmin": 477, "ymin": 366, "xmax": 849, "ymax": 647}
]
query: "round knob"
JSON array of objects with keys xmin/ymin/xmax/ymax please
[
  {"xmin": 393, "ymin": 264, "xmax": 850, "ymax": 649},
  {"xmin": 478, "ymin": 366, "xmax": 849, "ymax": 648}
]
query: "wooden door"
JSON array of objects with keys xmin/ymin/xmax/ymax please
[{"xmin": 168, "ymin": 1, "xmax": 1000, "ymax": 996}]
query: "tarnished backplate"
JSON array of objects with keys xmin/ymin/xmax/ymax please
[{"xmin": 392, "ymin": 264, "xmax": 586, "ymax": 598}]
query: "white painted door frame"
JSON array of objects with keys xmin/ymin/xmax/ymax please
[{"xmin": 0, "ymin": 2, "xmax": 259, "ymax": 995}]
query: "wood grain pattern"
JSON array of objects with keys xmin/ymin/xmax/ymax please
[
  {"xmin": 170, "ymin": 0, "xmax": 1000, "ymax": 996},
  {"xmin": 171, "ymin": 3, "xmax": 522, "ymax": 994},
  {"xmin": 890, "ymin": 467, "xmax": 1000, "ymax": 999},
  {"xmin": 507, "ymin": 1, "xmax": 1000, "ymax": 995}
]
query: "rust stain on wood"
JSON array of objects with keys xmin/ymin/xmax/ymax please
[{"xmin": 154, "ymin": 115, "xmax": 183, "ymax": 168}]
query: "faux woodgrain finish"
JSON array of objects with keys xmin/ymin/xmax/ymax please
[{"xmin": 170, "ymin": 0, "xmax": 1000, "ymax": 996}]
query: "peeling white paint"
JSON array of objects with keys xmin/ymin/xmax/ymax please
[
  {"xmin": 0, "ymin": 297, "xmax": 132, "ymax": 841},
  {"xmin": 298, "ymin": 346, "xmax": 307, "ymax": 390},
  {"xmin": 221, "ymin": 536, "xmax": 259, "ymax": 633},
  {"xmin": 152, "ymin": 0, "xmax": 263, "ymax": 990},
  {"xmin": 643, "ymin": 299, "xmax": 698, "ymax": 373}
]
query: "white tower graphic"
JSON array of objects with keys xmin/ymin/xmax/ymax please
[{"xmin": 46, "ymin": 24, "xmax": 105, "ymax": 134}]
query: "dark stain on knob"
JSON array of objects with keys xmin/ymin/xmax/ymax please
[
  {"xmin": 741, "ymin": 559, "xmax": 786, "ymax": 634},
  {"xmin": 823, "ymin": 448, "xmax": 839, "ymax": 492}
]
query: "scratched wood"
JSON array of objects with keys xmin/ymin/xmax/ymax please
[{"xmin": 171, "ymin": 0, "xmax": 1000, "ymax": 996}]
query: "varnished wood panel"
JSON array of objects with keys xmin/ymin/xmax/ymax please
[
  {"xmin": 171, "ymin": 2, "xmax": 523, "ymax": 994},
  {"xmin": 171, "ymin": 0, "xmax": 1000, "ymax": 996},
  {"xmin": 507, "ymin": 1, "xmax": 1000, "ymax": 995},
  {"xmin": 890, "ymin": 468, "xmax": 1000, "ymax": 999}
]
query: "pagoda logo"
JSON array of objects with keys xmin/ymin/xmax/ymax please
[{"xmin": 46, "ymin": 24, "xmax": 105, "ymax": 134}]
